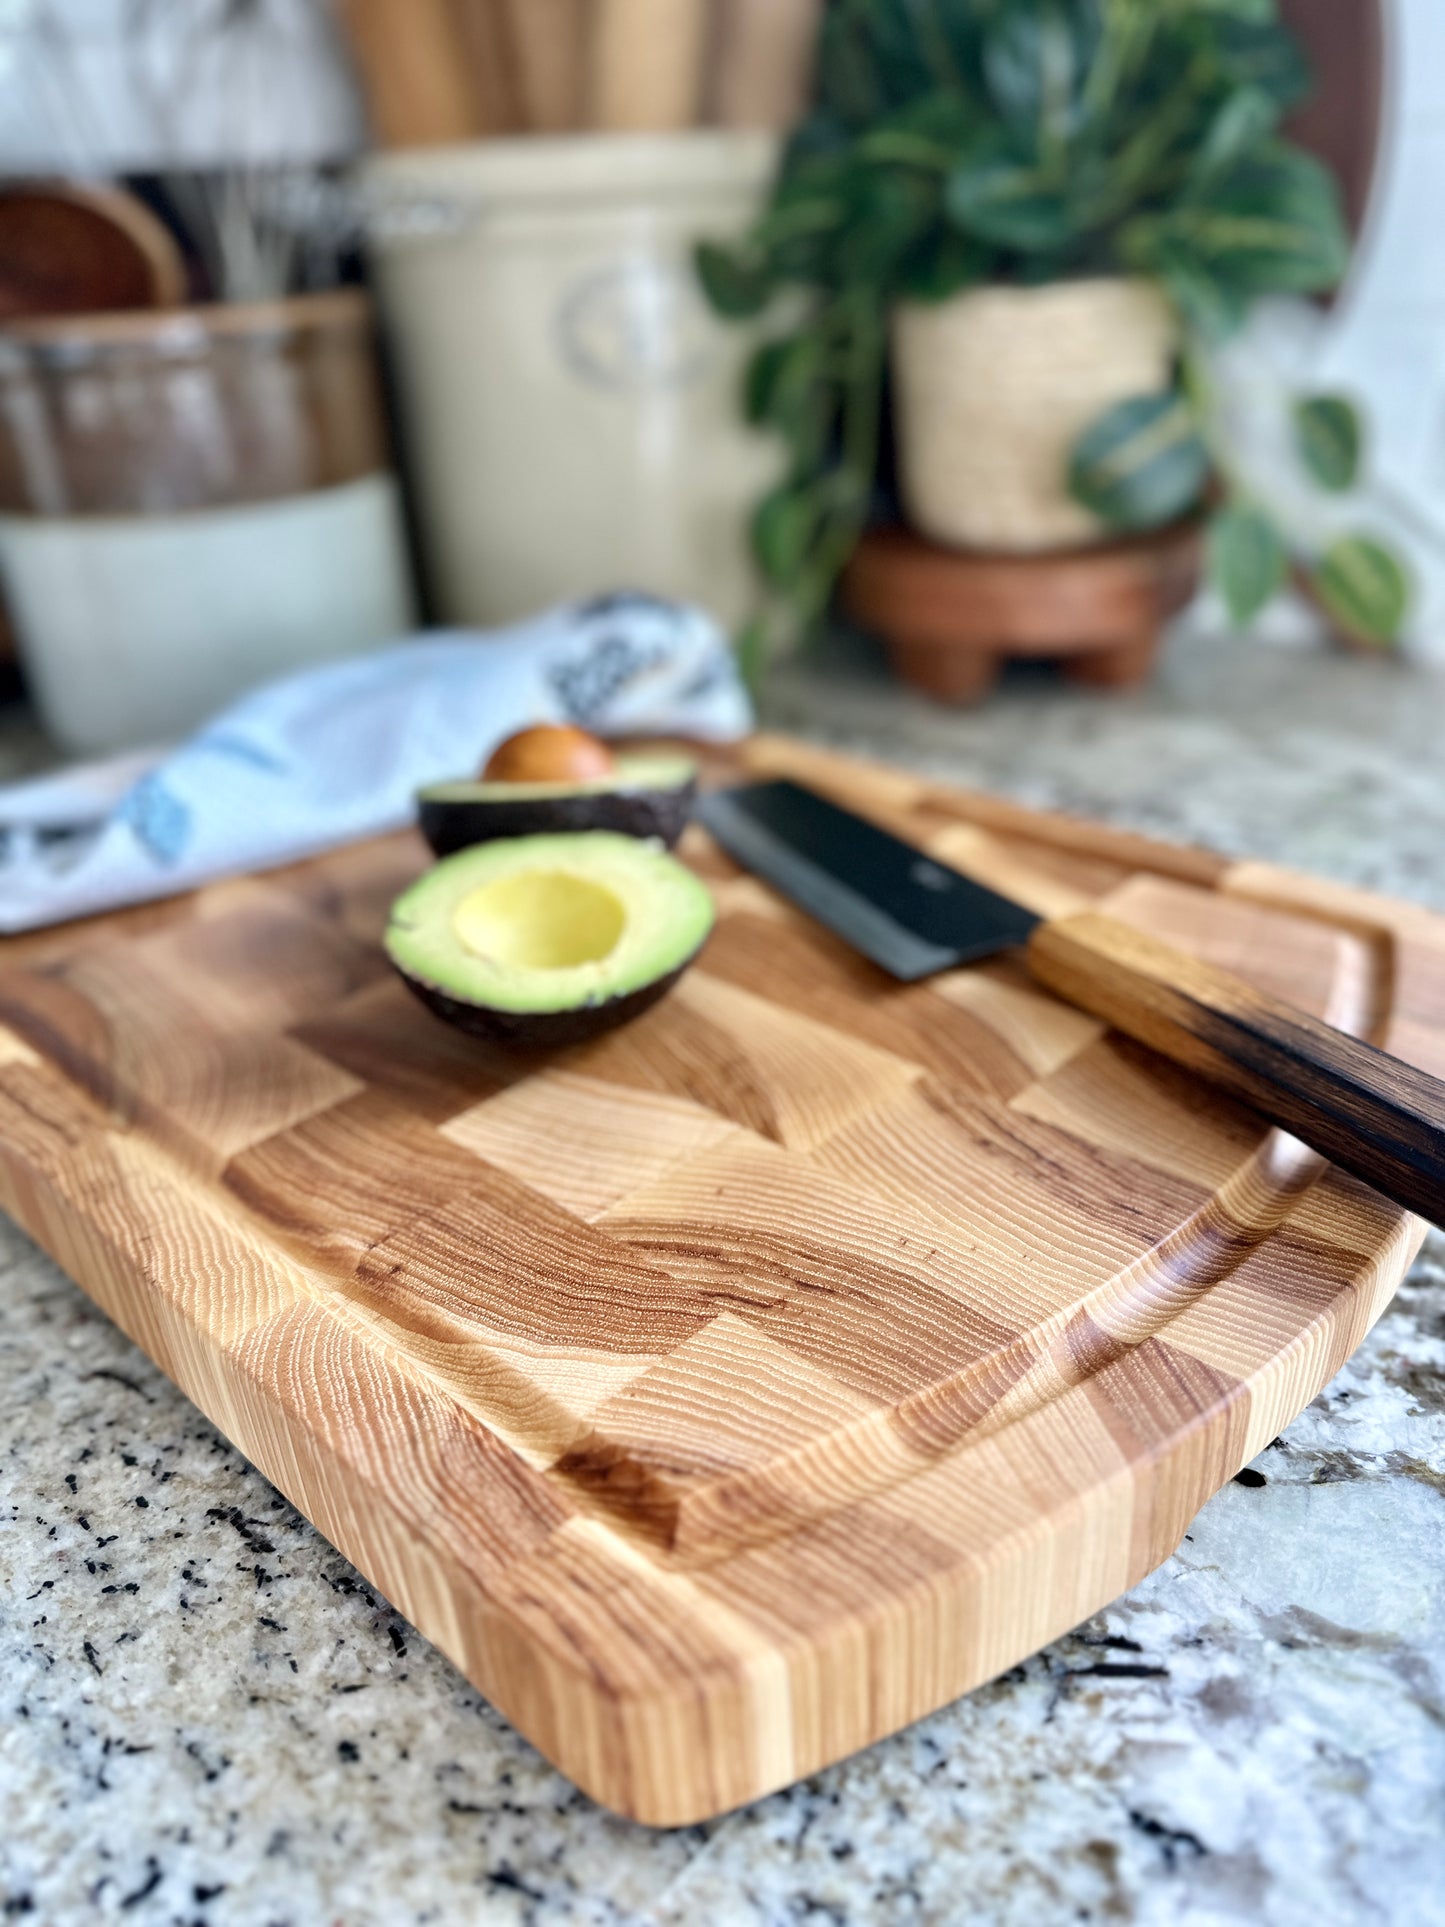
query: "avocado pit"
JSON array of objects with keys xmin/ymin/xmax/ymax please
[
  {"xmin": 481, "ymin": 724, "xmax": 617, "ymax": 786},
  {"xmin": 419, "ymin": 725, "xmax": 697, "ymax": 858}
]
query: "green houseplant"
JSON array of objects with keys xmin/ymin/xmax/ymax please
[{"xmin": 699, "ymin": 0, "xmax": 1409, "ymax": 672}]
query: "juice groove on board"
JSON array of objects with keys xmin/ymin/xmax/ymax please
[{"xmin": 0, "ymin": 735, "xmax": 1436, "ymax": 1823}]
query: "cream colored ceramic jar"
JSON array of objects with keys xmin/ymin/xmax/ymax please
[
  {"xmin": 367, "ymin": 133, "xmax": 781, "ymax": 632},
  {"xmin": 892, "ymin": 277, "xmax": 1177, "ymax": 554}
]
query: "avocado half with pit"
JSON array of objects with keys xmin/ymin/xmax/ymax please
[
  {"xmin": 386, "ymin": 831, "xmax": 714, "ymax": 1046},
  {"xmin": 418, "ymin": 752, "xmax": 697, "ymax": 859}
]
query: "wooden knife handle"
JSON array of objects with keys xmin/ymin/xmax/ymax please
[{"xmin": 1027, "ymin": 909, "xmax": 1445, "ymax": 1225}]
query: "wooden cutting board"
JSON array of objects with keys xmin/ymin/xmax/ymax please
[{"xmin": 1, "ymin": 735, "xmax": 1438, "ymax": 1825}]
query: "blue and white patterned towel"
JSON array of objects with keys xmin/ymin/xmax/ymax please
[{"xmin": 0, "ymin": 596, "xmax": 751, "ymax": 935}]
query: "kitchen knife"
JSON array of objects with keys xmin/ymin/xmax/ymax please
[{"xmin": 697, "ymin": 779, "xmax": 1445, "ymax": 1225}]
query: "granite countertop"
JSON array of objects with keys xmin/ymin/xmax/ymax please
[{"xmin": 2, "ymin": 623, "xmax": 1443, "ymax": 1927}]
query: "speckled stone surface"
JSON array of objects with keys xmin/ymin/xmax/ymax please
[{"xmin": 3, "ymin": 624, "xmax": 1444, "ymax": 1927}]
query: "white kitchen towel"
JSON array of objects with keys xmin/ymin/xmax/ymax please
[{"xmin": 0, "ymin": 595, "xmax": 751, "ymax": 935}]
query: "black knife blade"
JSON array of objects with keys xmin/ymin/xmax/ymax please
[
  {"xmin": 695, "ymin": 779, "xmax": 1039, "ymax": 981},
  {"xmin": 696, "ymin": 775, "xmax": 1445, "ymax": 1228}
]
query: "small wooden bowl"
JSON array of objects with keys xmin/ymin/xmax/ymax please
[
  {"xmin": 0, "ymin": 180, "xmax": 187, "ymax": 319},
  {"xmin": 843, "ymin": 522, "xmax": 1202, "ymax": 704}
]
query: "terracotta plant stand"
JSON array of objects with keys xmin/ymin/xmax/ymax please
[{"xmin": 843, "ymin": 521, "xmax": 1202, "ymax": 703}]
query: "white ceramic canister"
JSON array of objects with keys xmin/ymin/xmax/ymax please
[
  {"xmin": 892, "ymin": 277, "xmax": 1178, "ymax": 554},
  {"xmin": 0, "ymin": 292, "xmax": 416, "ymax": 753},
  {"xmin": 366, "ymin": 132, "xmax": 781, "ymax": 632}
]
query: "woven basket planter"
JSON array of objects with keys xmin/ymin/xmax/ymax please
[{"xmin": 892, "ymin": 277, "xmax": 1177, "ymax": 554}]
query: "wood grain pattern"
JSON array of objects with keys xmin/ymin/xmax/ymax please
[
  {"xmin": 1029, "ymin": 909, "xmax": 1445, "ymax": 1225},
  {"xmin": 0, "ymin": 734, "xmax": 1434, "ymax": 1824},
  {"xmin": 504, "ymin": 0, "xmax": 588, "ymax": 132},
  {"xmin": 447, "ymin": 0, "xmax": 525, "ymax": 134},
  {"xmin": 336, "ymin": 0, "xmax": 484, "ymax": 145},
  {"xmin": 589, "ymin": 0, "xmax": 708, "ymax": 131},
  {"xmin": 708, "ymin": 0, "xmax": 822, "ymax": 129}
]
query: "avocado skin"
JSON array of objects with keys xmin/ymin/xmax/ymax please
[
  {"xmin": 420, "ymin": 779, "xmax": 696, "ymax": 859},
  {"xmin": 391, "ymin": 952, "xmax": 699, "ymax": 1047}
]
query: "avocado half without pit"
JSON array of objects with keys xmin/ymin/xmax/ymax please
[
  {"xmin": 418, "ymin": 725, "xmax": 697, "ymax": 858},
  {"xmin": 385, "ymin": 831, "xmax": 715, "ymax": 1046}
]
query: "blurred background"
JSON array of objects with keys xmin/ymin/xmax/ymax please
[{"xmin": 0, "ymin": 0, "xmax": 1440, "ymax": 759}]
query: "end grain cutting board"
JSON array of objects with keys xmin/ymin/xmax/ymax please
[{"xmin": 0, "ymin": 736, "xmax": 1438, "ymax": 1824}]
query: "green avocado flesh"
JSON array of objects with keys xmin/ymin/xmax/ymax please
[
  {"xmin": 386, "ymin": 831, "xmax": 715, "ymax": 1043},
  {"xmin": 417, "ymin": 753, "xmax": 697, "ymax": 858}
]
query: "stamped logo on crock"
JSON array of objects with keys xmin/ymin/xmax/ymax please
[{"xmin": 555, "ymin": 259, "xmax": 716, "ymax": 392}]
